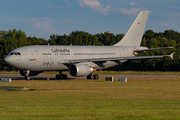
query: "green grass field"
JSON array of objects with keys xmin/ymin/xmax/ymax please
[{"xmin": 0, "ymin": 78, "xmax": 180, "ymax": 120}]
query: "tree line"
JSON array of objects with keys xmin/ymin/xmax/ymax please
[{"xmin": 0, "ymin": 29, "xmax": 179, "ymax": 71}]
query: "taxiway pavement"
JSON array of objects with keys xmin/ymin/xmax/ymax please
[{"xmin": 0, "ymin": 74, "xmax": 180, "ymax": 80}]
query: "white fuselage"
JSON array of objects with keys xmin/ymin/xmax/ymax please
[{"xmin": 5, "ymin": 45, "xmax": 136, "ymax": 71}]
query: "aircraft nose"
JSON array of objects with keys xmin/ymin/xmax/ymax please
[{"xmin": 4, "ymin": 55, "xmax": 13, "ymax": 65}]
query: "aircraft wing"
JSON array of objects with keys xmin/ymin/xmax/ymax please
[
  {"xmin": 134, "ymin": 47, "xmax": 174, "ymax": 53},
  {"xmin": 59, "ymin": 52, "xmax": 174, "ymax": 64}
]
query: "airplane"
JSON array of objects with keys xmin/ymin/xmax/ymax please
[{"xmin": 4, "ymin": 11, "xmax": 174, "ymax": 80}]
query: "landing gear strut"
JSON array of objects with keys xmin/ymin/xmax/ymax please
[
  {"xmin": 87, "ymin": 73, "xmax": 99, "ymax": 80},
  {"xmin": 25, "ymin": 70, "xmax": 30, "ymax": 80},
  {"xmin": 56, "ymin": 71, "xmax": 68, "ymax": 80}
]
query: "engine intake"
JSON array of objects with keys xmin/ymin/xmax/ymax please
[{"xmin": 69, "ymin": 64, "xmax": 94, "ymax": 77}]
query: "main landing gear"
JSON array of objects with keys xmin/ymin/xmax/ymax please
[
  {"xmin": 56, "ymin": 71, "xmax": 67, "ymax": 80},
  {"xmin": 87, "ymin": 73, "xmax": 99, "ymax": 80}
]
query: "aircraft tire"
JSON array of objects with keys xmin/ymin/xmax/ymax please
[
  {"xmin": 87, "ymin": 75, "xmax": 90, "ymax": 79},
  {"xmin": 56, "ymin": 75, "xmax": 60, "ymax": 80},
  {"xmin": 59, "ymin": 75, "xmax": 63, "ymax": 79},
  {"xmin": 25, "ymin": 76, "xmax": 30, "ymax": 80},
  {"xmin": 87, "ymin": 75, "xmax": 91, "ymax": 79},
  {"xmin": 63, "ymin": 75, "xmax": 67, "ymax": 80},
  {"xmin": 56, "ymin": 74, "xmax": 67, "ymax": 80},
  {"xmin": 87, "ymin": 75, "xmax": 94, "ymax": 80},
  {"xmin": 94, "ymin": 74, "xmax": 99, "ymax": 79}
]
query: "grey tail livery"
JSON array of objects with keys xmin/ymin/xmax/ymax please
[{"xmin": 114, "ymin": 11, "xmax": 149, "ymax": 46}]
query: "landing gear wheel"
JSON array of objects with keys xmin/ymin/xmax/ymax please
[
  {"xmin": 63, "ymin": 75, "xmax": 67, "ymax": 79},
  {"xmin": 87, "ymin": 75, "xmax": 93, "ymax": 79},
  {"xmin": 56, "ymin": 75, "xmax": 60, "ymax": 80},
  {"xmin": 87, "ymin": 74, "xmax": 99, "ymax": 80},
  {"xmin": 55, "ymin": 73, "xmax": 68, "ymax": 80},
  {"xmin": 25, "ymin": 76, "xmax": 30, "ymax": 80},
  {"xmin": 94, "ymin": 74, "xmax": 99, "ymax": 79},
  {"xmin": 87, "ymin": 75, "xmax": 91, "ymax": 79}
]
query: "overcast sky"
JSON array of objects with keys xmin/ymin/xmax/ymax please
[{"xmin": 0, "ymin": 0, "xmax": 180, "ymax": 40}]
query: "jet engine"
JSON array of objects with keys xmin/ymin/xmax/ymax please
[
  {"xmin": 69, "ymin": 63, "xmax": 94, "ymax": 77},
  {"xmin": 19, "ymin": 70, "xmax": 42, "ymax": 76}
]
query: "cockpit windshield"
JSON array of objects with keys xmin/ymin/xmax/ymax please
[{"xmin": 9, "ymin": 52, "xmax": 21, "ymax": 55}]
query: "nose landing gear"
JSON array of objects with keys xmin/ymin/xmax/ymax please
[{"xmin": 25, "ymin": 70, "xmax": 30, "ymax": 80}]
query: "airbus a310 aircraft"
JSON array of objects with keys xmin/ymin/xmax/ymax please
[{"xmin": 4, "ymin": 11, "xmax": 174, "ymax": 80}]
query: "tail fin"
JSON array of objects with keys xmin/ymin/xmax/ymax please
[{"xmin": 113, "ymin": 11, "xmax": 149, "ymax": 46}]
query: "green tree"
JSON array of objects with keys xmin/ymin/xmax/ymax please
[{"xmin": 144, "ymin": 29, "xmax": 155, "ymax": 40}]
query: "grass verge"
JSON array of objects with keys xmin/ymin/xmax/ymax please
[{"xmin": 0, "ymin": 78, "xmax": 180, "ymax": 119}]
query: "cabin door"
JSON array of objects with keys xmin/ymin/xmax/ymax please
[
  {"xmin": 118, "ymin": 49, "xmax": 123, "ymax": 57},
  {"xmin": 71, "ymin": 51, "xmax": 74, "ymax": 59},
  {"xmin": 28, "ymin": 49, "xmax": 36, "ymax": 60}
]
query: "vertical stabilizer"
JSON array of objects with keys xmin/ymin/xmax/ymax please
[{"xmin": 113, "ymin": 11, "xmax": 149, "ymax": 46}]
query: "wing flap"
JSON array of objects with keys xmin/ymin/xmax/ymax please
[
  {"xmin": 59, "ymin": 52, "xmax": 174, "ymax": 64},
  {"xmin": 134, "ymin": 47, "xmax": 174, "ymax": 53}
]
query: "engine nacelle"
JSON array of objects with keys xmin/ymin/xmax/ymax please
[
  {"xmin": 19, "ymin": 70, "xmax": 42, "ymax": 76},
  {"xmin": 69, "ymin": 64, "xmax": 94, "ymax": 77}
]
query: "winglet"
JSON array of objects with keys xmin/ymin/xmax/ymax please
[
  {"xmin": 165, "ymin": 52, "xmax": 174, "ymax": 59},
  {"xmin": 169, "ymin": 52, "xmax": 174, "ymax": 59}
]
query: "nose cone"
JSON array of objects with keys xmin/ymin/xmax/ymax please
[
  {"xmin": 4, "ymin": 54, "xmax": 24, "ymax": 69},
  {"xmin": 4, "ymin": 55, "xmax": 13, "ymax": 65}
]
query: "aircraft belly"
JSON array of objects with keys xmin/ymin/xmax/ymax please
[{"xmin": 22, "ymin": 62, "xmax": 68, "ymax": 71}]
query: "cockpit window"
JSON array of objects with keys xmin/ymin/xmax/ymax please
[
  {"xmin": 10, "ymin": 52, "xmax": 15, "ymax": 55},
  {"xmin": 9, "ymin": 52, "xmax": 21, "ymax": 55}
]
